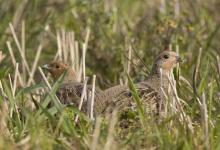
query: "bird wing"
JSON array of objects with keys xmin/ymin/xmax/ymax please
[
  {"xmin": 56, "ymin": 82, "xmax": 102, "ymax": 113},
  {"xmin": 102, "ymin": 82, "xmax": 160, "ymax": 115}
]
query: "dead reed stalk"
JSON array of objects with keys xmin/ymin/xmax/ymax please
[
  {"xmin": 91, "ymin": 117, "xmax": 102, "ymax": 150},
  {"xmin": 89, "ymin": 75, "xmax": 96, "ymax": 120},
  {"xmin": 104, "ymin": 110, "xmax": 117, "ymax": 150},
  {"xmin": 201, "ymin": 92, "xmax": 209, "ymax": 150},
  {"xmin": 74, "ymin": 78, "xmax": 88, "ymax": 124}
]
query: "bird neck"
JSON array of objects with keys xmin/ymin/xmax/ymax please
[
  {"xmin": 147, "ymin": 68, "xmax": 172, "ymax": 92},
  {"xmin": 62, "ymin": 68, "xmax": 77, "ymax": 83}
]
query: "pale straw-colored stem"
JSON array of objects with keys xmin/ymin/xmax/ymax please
[
  {"xmin": 0, "ymin": 81, "xmax": 7, "ymax": 98},
  {"xmin": 82, "ymin": 43, "xmax": 86, "ymax": 82},
  {"xmin": 74, "ymin": 78, "xmax": 88, "ymax": 124},
  {"xmin": 174, "ymin": 0, "xmax": 180, "ymax": 18},
  {"xmin": 176, "ymin": 44, "xmax": 180, "ymax": 72},
  {"xmin": 160, "ymin": 0, "xmax": 166, "ymax": 14},
  {"xmin": 75, "ymin": 41, "xmax": 79, "ymax": 71},
  {"xmin": 56, "ymin": 31, "xmax": 62, "ymax": 61},
  {"xmin": 159, "ymin": 68, "xmax": 168, "ymax": 116},
  {"xmin": 179, "ymin": 76, "xmax": 193, "ymax": 90},
  {"xmin": 8, "ymin": 74, "xmax": 20, "ymax": 120},
  {"xmin": 38, "ymin": 67, "xmax": 52, "ymax": 89},
  {"xmin": 125, "ymin": 44, "xmax": 132, "ymax": 85},
  {"xmin": 0, "ymin": 100, "xmax": 10, "ymax": 137},
  {"xmin": 84, "ymin": 28, "xmax": 90, "ymax": 47},
  {"xmin": 16, "ymin": 135, "xmax": 31, "ymax": 147},
  {"xmin": 167, "ymin": 75, "xmax": 194, "ymax": 133},
  {"xmin": 61, "ymin": 29, "xmax": 68, "ymax": 63},
  {"xmin": 75, "ymin": 41, "xmax": 82, "ymax": 81},
  {"xmin": 104, "ymin": 110, "xmax": 117, "ymax": 150},
  {"xmin": 91, "ymin": 117, "xmax": 102, "ymax": 150},
  {"xmin": 0, "ymin": 51, "xmax": 5, "ymax": 64},
  {"xmin": 13, "ymin": 63, "xmax": 19, "ymax": 96},
  {"xmin": 69, "ymin": 32, "xmax": 75, "ymax": 67},
  {"xmin": 195, "ymin": 48, "xmax": 202, "ymax": 83},
  {"xmin": 201, "ymin": 92, "xmax": 209, "ymax": 150},
  {"xmin": 119, "ymin": 78, "xmax": 124, "ymax": 85},
  {"xmin": 82, "ymin": 28, "xmax": 90, "ymax": 82},
  {"xmin": 6, "ymin": 41, "xmax": 16, "ymax": 66},
  {"xmin": 217, "ymin": 55, "xmax": 220, "ymax": 76},
  {"xmin": 90, "ymin": 75, "xmax": 96, "ymax": 120},
  {"xmin": 27, "ymin": 45, "xmax": 43, "ymax": 86},
  {"xmin": 9, "ymin": 23, "xmax": 31, "ymax": 76},
  {"xmin": 21, "ymin": 21, "xmax": 26, "ymax": 82},
  {"xmin": 6, "ymin": 41, "xmax": 24, "ymax": 87},
  {"xmin": 8, "ymin": 74, "xmax": 13, "ymax": 97}
]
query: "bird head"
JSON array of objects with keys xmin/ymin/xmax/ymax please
[
  {"xmin": 42, "ymin": 61, "xmax": 76, "ymax": 82},
  {"xmin": 151, "ymin": 50, "xmax": 182, "ymax": 75}
]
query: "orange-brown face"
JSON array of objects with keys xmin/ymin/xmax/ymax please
[
  {"xmin": 153, "ymin": 51, "xmax": 182, "ymax": 73},
  {"xmin": 42, "ymin": 61, "xmax": 69, "ymax": 81}
]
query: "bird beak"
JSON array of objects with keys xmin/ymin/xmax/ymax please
[
  {"xmin": 42, "ymin": 64, "xmax": 51, "ymax": 70},
  {"xmin": 176, "ymin": 56, "xmax": 183, "ymax": 63}
]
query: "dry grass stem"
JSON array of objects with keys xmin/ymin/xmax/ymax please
[
  {"xmin": 167, "ymin": 75, "xmax": 194, "ymax": 133},
  {"xmin": 195, "ymin": 48, "xmax": 202, "ymax": 82},
  {"xmin": 91, "ymin": 117, "xmax": 102, "ymax": 150},
  {"xmin": 104, "ymin": 110, "xmax": 117, "ymax": 150},
  {"xmin": 6, "ymin": 41, "xmax": 16, "ymax": 66},
  {"xmin": 61, "ymin": 29, "xmax": 68, "ymax": 63},
  {"xmin": 0, "ymin": 101, "xmax": 10, "ymax": 137},
  {"xmin": 174, "ymin": 0, "xmax": 180, "ymax": 18},
  {"xmin": 8, "ymin": 73, "xmax": 20, "ymax": 120},
  {"xmin": 175, "ymin": 45, "xmax": 180, "ymax": 74},
  {"xmin": 90, "ymin": 75, "xmax": 96, "ymax": 120},
  {"xmin": 9, "ymin": 0, "xmax": 30, "ymax": 30},
  {"xmin": 21, "ymin": 21, "xmax": 26, "ymax": 81},
  {"xmin": 6, "ymin": 42, "xmax": 24, "ymax": 86},
  {"xmin": 82, "ymin": 43, "xmax": 86, "ymax": 82},
  {"xmin": 16, "ymin": 135, "xmax": 31, "ymax": 147},
  {"xmin": 75, "ymin": 41, "xmax": 82, "ymax": 81},
  {"xmin": 69, "ymin": 32, "xmax": 75, "ymax": 67},
  {"xmin": 201, "ymin": 92, "xmax": 209, "ymax": 150},
  {"xmin": 124, "ymin": 43, "xmax": 132, "ymax": 85},
  {"xmin": 13, "ymin": 63, "xmax": 19, "ymax": 96},
  {"xmin": 27, "ymin": 45, "xmax": 43, "ymax": 86},
  {"xmin": 0, "ymin": 51, "xmax": 5, "ymax": 63},
  {"xmin": 84, "ymin": 28, "xmax": 90, "ymax": 47},
  {"xmin": 9, "ymin": 23, "xmax": 31, "ymax": 76},
  {"xmin": 193, "ymin": 47, "xmax": 203, "ymax": 95},
  {"xmin": 160, "ymin": 0, "xmax": 166, "ymax": 13},
  {"xmin": 56, "ymin": 31, "xmax": 62, "ymax": 61},
  {"xmin": 179, "ymin": 76, "xmax": 193, "ymax": 90},
  {"xmin": 74, "ymin": 78, "xmax": 88, "ymax": 124},
  {"xmin": 217, "ymin": 55, "xmax": 220, "ymax": 76},
  {"xmin": 8, "ymin": 74, "xmax": 13, "ymax": 96},
  {"xmin": 38, "ymin": 67, "xmax": 52, "ymax": 89}
]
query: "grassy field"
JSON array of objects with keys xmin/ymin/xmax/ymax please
[{"xmin": 0, "ymin": 0, "xmax": 220, "ymax": 149}]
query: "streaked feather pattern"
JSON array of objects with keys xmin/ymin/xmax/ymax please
[{"xmin": 97, "ymin": 82, "xmax": 160, "ymax": 115}]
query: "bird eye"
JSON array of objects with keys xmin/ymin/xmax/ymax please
[
  {"xmin": 163, "ymin": 55, "xmax": 169, "ymax": 59},
  {"xmin": 56, "ymin": 65, "xmax": 60, "ymax": 69}
]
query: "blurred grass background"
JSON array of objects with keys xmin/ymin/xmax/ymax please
[
  {"xmin": 1, "ymin": 0, "xmax": 219, "ymax": 85},
  {"xmin": 0, "ymin": 0, "xmax": 220, "ymax": 149}
]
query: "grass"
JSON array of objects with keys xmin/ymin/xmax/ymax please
[{"xmin": 0, "ymin": 0, "xmax": 220, "ymax": 149}]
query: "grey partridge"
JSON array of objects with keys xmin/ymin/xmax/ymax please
[
  {"xmin": 42, "ymin": 61, "xmax": 103, "ymax": 114},
  {"xmin": 95, "ymin": 50, "xmax": 182, "ymax": 116}
]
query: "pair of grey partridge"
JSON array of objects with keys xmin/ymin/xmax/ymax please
[{"xmin": 42, "ymin": 50, "xmax": 182, "ymax": 116}]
